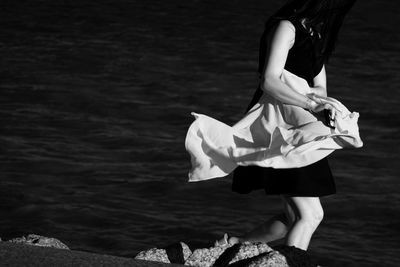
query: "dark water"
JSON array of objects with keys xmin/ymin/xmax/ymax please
[{"xmin": 0, "ymin": 0, "xmax": 399, "ymax": 266}]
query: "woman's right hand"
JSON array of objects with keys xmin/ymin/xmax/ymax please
[{"xmin": 306, "ymin": 94, "xmax": 341, "ymax": 120}]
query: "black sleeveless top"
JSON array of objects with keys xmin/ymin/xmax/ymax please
[
  {"xmin": 245, "ymin": 17, "xmax": 325, "ymax": 112},
  {"xmin": 281, "ymin": 18, "xmax": 325, "ymax": 83}
]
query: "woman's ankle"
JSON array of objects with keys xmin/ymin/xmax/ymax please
[{"xmin": 273, "ymin": 245, "xmax": 317, "ymax": 267}]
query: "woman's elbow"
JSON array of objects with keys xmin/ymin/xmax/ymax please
[{"xmin": 260, "ymin": 75, "xmax": 279, "ymax": 95}]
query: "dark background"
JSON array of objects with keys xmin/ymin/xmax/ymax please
[{"xmin": 0, "ymin": 0, "xmax": 399, "ymax": 266}]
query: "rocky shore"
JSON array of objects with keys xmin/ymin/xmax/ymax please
[
  {"xmin": 0, "ymin": 234, "xmax": 317, "ymax": 266},
  {"xmin": 135, "ymin": 240, "xmax": 317, "ymax": 267},
  {"xmin": 0, "ymin": 234, "xmax": 179, "ymax": 266}
]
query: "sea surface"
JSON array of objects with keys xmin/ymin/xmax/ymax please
[{"xmin": 0, "ymin": 0, "xmax": 399, "ymax": 266}]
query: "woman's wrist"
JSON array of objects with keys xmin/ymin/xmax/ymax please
[{"xmin": 310, "ymin": 86, "xmax": 327, "ymax": 97}]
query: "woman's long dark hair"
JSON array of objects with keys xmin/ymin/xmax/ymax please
[{"xmin": 263, "ymin": 0, "xmax": 356, "ymax": 63}]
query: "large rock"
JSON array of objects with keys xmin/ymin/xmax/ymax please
[
  {"xmin": 134, "ymin": 241, "xmax": 308, "ymax": 267},
  {"xmin": 6, "ymin": 234, "xmax": 69, "ymax": 250},
  {"xmin": 184, "ymin": 242, "xmax": 276, "ymax": 267}
]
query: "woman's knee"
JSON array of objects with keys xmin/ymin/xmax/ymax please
[
  {"xmin": 309, "ymin": 205, "xmax": 324, "ymax": 225},
  {"xmin": 302, "ymin": 203, "xmax": 324, "ymax": 228},
  {"xmin": 289, "ymin": 197, "xmax": 324, "ymax": 228}
]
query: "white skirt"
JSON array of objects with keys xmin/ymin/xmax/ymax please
[{"xmin": 185, "ymin": 70, "xmax": 363, "ymax": 182}]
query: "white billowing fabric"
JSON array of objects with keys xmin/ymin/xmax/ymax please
[{"xmin": 185, "ymin": 70, "xmax": 363, "ymax": 182}]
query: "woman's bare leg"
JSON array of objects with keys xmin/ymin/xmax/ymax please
[
  {"xmin": 220, "ymin": 197, "xmax": 296, "ymax": 245},
  {"xmin": 233, "ymin": 213, "xmax": 288, "ymax": 243},
  {"xmin": 238, "ymin": 196, "xmax": 295, "ymax": 242},
  {"xmin": 284, "ymin": 196, "xmax": 324, "ymax": 250}
]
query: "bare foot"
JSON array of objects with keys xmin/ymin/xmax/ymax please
[
  {"xmin": 214, "ymin": 233, "xmax": 241, "ymax": 246},
  {"xmin": 227, "ymin": 236, "xmax": 241, "ymax": 245}
]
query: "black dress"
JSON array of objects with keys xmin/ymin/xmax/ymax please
[{"xmin": 232, "ymin": 18, "xmax": 336, "ymax": 197}]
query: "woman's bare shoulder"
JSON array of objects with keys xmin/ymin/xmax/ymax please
[
  {"xmin": 270, "ymin": 19, "xmax": 296, "ymax": 47},
  {"xmin": 276, "ymin": 19, "xmax": 296, "ymax": 35}
]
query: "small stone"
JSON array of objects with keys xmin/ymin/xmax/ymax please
[
  {"xmin": 134, "ymin": 247, "xmax": 170, "ymax": 263},
  {"xmin": 180, "ymin": 242, "xmax": 192, "ymax": 262}
]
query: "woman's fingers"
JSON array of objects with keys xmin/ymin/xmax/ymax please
[
  {"xmin": 307, "ymin": 95, "xmax": 344, "ymax": 119},
  {"xmin": 328, "ymin": 101, "xmax": 342, "ymax": 114},
  {"xmin": 307, "ymin": 95, "xmax": 343, "ymax": 117},
  {"xmin": 312, "ymin": 103, "xmax": 338, "ymax": 117},
  {"xmin": 307, "ymin": 93, "xmax": 345, "ymax": 114},
  {"xmin": 314, "ymin": 103, "xmax": 326, "ymax": 112},
  {"xmin": 328, "ymin": 108, "xmax": 336, "ymax": 121},
  {"xmin": 307, "ymin": 93, "xmax": 324, "ymax": 104},
  {"xmin": 315, "ymin": 95, "xmax": 344, "ymax": 114},
  {"xmin": 326, "ymin": 103, "xmax": 342, "ymax": 119}
]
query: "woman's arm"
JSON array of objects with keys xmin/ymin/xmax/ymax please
[
  {"xmin": 260, "ymin": 20, "xmax": 313, "ymax": 109},
  {"xmin": 311, "ymin": 65, "xmax": 327, "ymax": 97},
  {"xmin": 260, "ymin": 21, "xmax": 337, "ymax": 113}
]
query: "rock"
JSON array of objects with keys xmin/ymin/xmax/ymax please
[
  {"xmin": 135, "ymin": 242, "xmax": 192, "ymax": 264},
  {"xmin": 135, "ymin": 241, "xmax": 293, "ymax": 267},
  {"xmin": 7, "ymin": 234, "xmax": 69, "ymax": 250},
  {"xmin": 135, "ymin": 247, "xmax": 171, "ymax": 264},
  {"xmin": 184, "ymin": 242, "xmax": 282, "ymax": 267},
  {"xmin": 135, "ymin": 241, "xmax": 319, "ymax": 267}
]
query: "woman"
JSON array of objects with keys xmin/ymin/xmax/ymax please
[
  {"xmin": 216, "ymin": 0, "xmax": 357, "ymax": 250},
  {"xmin": 185, "ymin": 0, "xmax": 361, "ymax": 253}
]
